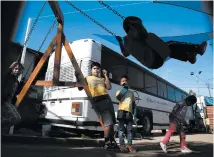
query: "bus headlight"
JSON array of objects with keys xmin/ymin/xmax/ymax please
[{"xmin": 72, "ymin": 102, "xmax": 82, "ymax": 116}]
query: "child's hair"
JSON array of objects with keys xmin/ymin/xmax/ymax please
[
  {"xmin": 185, "ymin": 95, "xmax": 197, "ymax": 106},
  {"xmin": 91, "ymin": 62, "xmax": 101, "ymax": 69},
  {"xmin": 9, "ymin": 62, "xmax": 24, "ymax": 70},
  {"xmin": 120, "ymin": 75, "xmax": 129, "ymax": 80}
]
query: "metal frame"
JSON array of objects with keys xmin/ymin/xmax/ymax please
[{"xmin": 15, "ymin": 1, "xmax": 105, "ymax": 128}]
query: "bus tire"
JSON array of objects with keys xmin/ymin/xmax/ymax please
[
  {"xmin": 141, "ymin": 114, "xmax": 152, "ymax": 136},
  {"xmin": 162, "ymin": 129, "xmax": 166, "ymax": 134}
]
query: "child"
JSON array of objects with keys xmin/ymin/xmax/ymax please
[
  {"xmin": 116, "ymin": 16, "xmax": 207, "ymax": 69},
  {"xmin": 76, "ymin": 62, "xmax": 118, "ymax": 150},
  {"xmin": 2, "ymin": 62, "xmax": 24, "ymax": 130},
  {"xmin": 160, "ymin": 95, "xmax": 197, "ymax": 153},
  {"xmin": 116, "ymin": 75, "xmax": 137, "ymax": 153}
]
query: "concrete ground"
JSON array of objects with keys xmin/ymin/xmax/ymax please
[{"xmin": 2, "ymin": 133, "xmax": 213, "ymax": 157}]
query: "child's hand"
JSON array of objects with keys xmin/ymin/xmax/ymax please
[{"xmin": 102, "ymin": 69, "xmax": 108, "ymax": 76}]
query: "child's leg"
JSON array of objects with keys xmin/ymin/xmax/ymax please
[
  {"xmin": 177, "ymin": 123, "xmax": 192, "ymax": 153},
  {"xmin": 176, "ymin": 123, "xmax": 186, "ymax": 149},
  {"xmin": 126, "ymin": 120, "xmax": 133, "ymax": 146},
  {"xmin": 118, "ymin": 119, "xmax": 126, "ymax": 146},
  {"xmin": 162, "ymin": 122, "xmax": 176, "ymax": 144},
  {"xmin": 179, "ymin": 129, "xmax": 193, "ymax": 153},
  {"xmin": 180, "ymin": 131, "xmax": 186, "ymax": 149},
  {"xmin": 126, "ymin": 119, "xmax": 137, "ymax": 153}
]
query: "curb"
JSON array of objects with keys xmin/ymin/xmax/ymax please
[{"xmin": 2, "ymin": 135, "xmax": 104, "ymax": 147}]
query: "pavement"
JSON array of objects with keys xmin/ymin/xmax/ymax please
[{"xmin": 2, "ymin": 133, "xmax": 213, "ymax": 157}]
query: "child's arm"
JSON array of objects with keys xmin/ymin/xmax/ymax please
[{"xmin": 103, "ymin": 69, "xmax": 112, "ymax": 90}]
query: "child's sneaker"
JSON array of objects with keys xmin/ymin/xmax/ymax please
[
  {"xmin": 181, "ymin": 146, "xmax": 193, "ymax": 153},
  {"xmin": 103, "ymin": 141, "xmax": 114, "ymax": 151},
  {"xmin": 127, "ymin": 145, "xmax": 137, "ymax": 153},
  {"xmin": 160, "ymin": 142, "xmax": 167, "ymax": 153},
  {"xmin": 111, "ymin": 140, "xmax": 120, "ymax": 151},
  {"xmin": 119, "ymin": 145, "xmax": 129, "ymax": 153}
]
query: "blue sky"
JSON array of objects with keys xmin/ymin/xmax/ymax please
[{"xmin": 14, "ymin": 1, "xmax": 213, "ymax": 97}]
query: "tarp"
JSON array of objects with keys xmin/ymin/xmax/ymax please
[
  {"xmin": 153, "ymin": 1, "xmax": 213, "ymax": 16},
  {"xmin": 94, "ymin": 31, "xmax": 213, "ymax": 45},
  {"xmin": 204, "ymin": 96, "xmax": 214, "ymax": 106}
]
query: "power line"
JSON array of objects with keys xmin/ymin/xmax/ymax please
[{"xmin": 32, "ymin": 2, "xmax": 149, "ymax": 20}]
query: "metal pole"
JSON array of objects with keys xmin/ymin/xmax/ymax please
[
  {"xmin": 9, "ymin": 18, "xmax": 32, "ymax": 135},
  {"xmin": 207, "ymin": 84, "xmax": 211, "ymax": 97},
  {"xmin": 196, "ymin": 75, "xmax": 200, "ymax": 97},
  {"xmin": 18, "ymin": 18, "xmax": 32, "ymax": 81}
]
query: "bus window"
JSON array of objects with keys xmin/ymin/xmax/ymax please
[
  {"xmin": 101, "ymin": 48, "xmax": 128, "ymax": 83},
  {"xmin": 111, "ymin": 65, "xmax": 127, "ymax": 82},
  {"xmin": 175, "ymin": 90, "xmax": 182, "ymax": 103},
  {"xmin": 128, "ymin": 66, "xmax": 144, "ymax": 89},
  {"xmin": 167, "ymin": 85, "xmax": 175, "ymax": 101},
  {"xmin": 145, "ymin": 74, "xmax": 157, "ymax": 95},
  {"xmin": 157, "ymin": 80, "xmax": 167, "ymax": 98}
]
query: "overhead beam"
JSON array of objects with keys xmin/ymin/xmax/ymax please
[
  {"xmin": 35, "ymin": 81, "xmax": 84, "ymax": 87},
  {"xmin": 48, "ymin": 1, "xmax": 64, "ymax": 25}
]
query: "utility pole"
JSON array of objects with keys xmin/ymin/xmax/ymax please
[
  {"xmin": 18, "ymin": 17, "xmax": 32, "ymax": 81},
  {"xmin": 207, "ymin": 83, "xmax": 211, "ymax": 97}
]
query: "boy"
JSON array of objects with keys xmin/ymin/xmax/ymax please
[
  {"xmin": 116, "ymin": 16, "xmax": 207, "ymax": 69},
  {"xmin": 76, "ymin": 62, "xmax": 118, "ymax": 150},
  {"xmin": 2, "ymin": 62, "xmax": 24, "ymax": 129},
  {"xmin": 116, "ymin": 75, "xmax": 137, "ymax": 153},
  {"xmin": 160, "ymin": 95, "xmax": 197, "ymax": 153}
]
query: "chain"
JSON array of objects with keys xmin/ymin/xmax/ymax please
[
  {"xmin": 38, "ymin": 20, "xmax": 57, "ymax": 52},
  {"xmin": 22, "ymin": 1, "xmax": 47, "ymax": 48},
  {"xmin": 23, "ymin": 19, "xmax": 57, "ymax": 80},
  {"xmin": 98, "ymin": 0, "xmax": 125, "ymax": 20},
  {"xmin": 65, "ymin": 0, "xmax": 116, "ymax": 36}
]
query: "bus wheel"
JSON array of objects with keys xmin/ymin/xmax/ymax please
[
  {"xmin": 162, "ymin": 129, "xmax": 166, "ymax": 134},
  {"xmin": 141, "ymin": 115, "xmax": 152, "ymax": 136}
]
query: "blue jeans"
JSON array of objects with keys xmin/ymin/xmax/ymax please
[{"xmin": 118, "ymin": 119, "xmax": 133, "ymax": 146}]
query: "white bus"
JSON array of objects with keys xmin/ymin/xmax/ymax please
[{"xmin": 41, "ymin": 38, "xmax": 189, "ymax": 136}]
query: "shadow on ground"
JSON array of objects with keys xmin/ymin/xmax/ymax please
[{"xmin": 2, "ymin": 141, "xmax": 213, "ymax": 157}]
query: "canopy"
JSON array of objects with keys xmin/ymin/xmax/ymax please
[
  {"xmin": 204, "ymin": 96, "xmax": 213, "ymax": 106},
  {"xmin": 94, "ymin": 31, "xmax": 213, "ymax": 47},
  {"xmin": 153, "ymin": 1, "xmax": 213, "ymax": 16}
]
